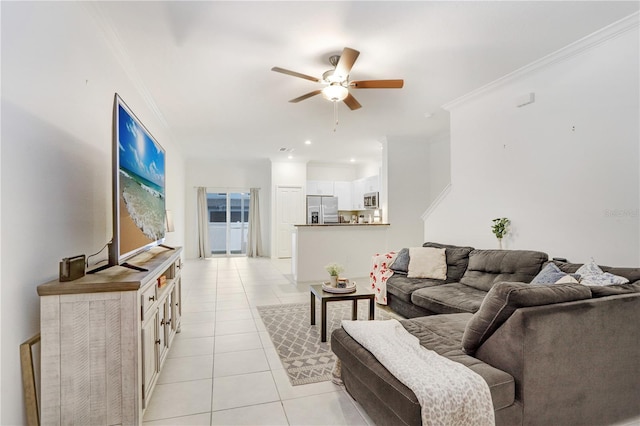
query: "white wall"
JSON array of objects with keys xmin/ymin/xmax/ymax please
[
  {"xmin": 0, "ymin": 3, "xmax": 185, "ymax": 424},
  {"xmin": 386, "ymin": 135, "xmax": 432, "ymax": 249},
  {"xmin": 184, "ymin": 158, "xmax": 271, "ymax": 259},
  {"xmin": 428, "ymin": 132, "xmax": 452, "ymax": 201},
  {"xmin": 306, "ymin": 162, "xmax": 357, "ymax": 181},
  {"xmin": 425, "ymin": 20, "xmax": 640, "ymax": 265}
]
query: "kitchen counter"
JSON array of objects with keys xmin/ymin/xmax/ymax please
[{"xmin": 292, "ymin": 224, "xmax": 392, "ymax": 282}]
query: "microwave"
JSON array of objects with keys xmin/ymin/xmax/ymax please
[{"xmin": 363, "ymin": 192, "xmax": 379, "ymax": 209}]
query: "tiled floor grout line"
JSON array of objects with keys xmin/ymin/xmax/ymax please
[{"xmin": 143, "ymin": 256, "xmax": 372, "ymax": 425}]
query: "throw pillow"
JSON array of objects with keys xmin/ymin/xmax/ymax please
[
  {"xmin": 576, "ymin": 260, "xmax": 629, "ymax": 286},
  {"xmin": 554, "ymin": 274, "xmax": 580, "ymax": 284},
  {"xmin": 390, "ymin": 248, "xmax": 410, "ymax": 274},
  {"xmin": 531, "ymin": 263, "xmax": 580, "ymax": 284},
  {"xmin": 407, "ymin": 247, "xmax": 447, "ymax": 280},
  {"xmin": 531, "ymin": 263, "xmax": 567, "ymax": 284},
  {"xmin": 462, "ymin": 281, "xmax": 592, "ymax": 354}
]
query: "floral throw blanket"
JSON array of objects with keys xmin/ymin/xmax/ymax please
[
  {"xmin": 370, "ymin": 252, "xmax": 397, "ymax": 305},
  {"xmin": 341, "ymin": 319, "xmax": 495, "ymax": 426}
]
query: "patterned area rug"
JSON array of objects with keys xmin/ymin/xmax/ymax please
[{"xmin": 257, "ymin": 300, "xmax": 395, "ymax": 386}]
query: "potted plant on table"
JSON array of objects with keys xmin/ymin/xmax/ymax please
[
  {"xmin": 325, "ymin": 263, "xmax": 344, "ymax": 287},
  {"xmin": 491, "ymin": 217, "xmax": 510, "ymax": 249}
]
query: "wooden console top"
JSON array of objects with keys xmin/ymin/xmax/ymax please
[{"xmin": 37, "ymin": 246, "xmax": 182, "ymax": 296}]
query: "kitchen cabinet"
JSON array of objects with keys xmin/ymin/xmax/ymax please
[
  {"xmin": 333, "ymin": 181, "xmax": 352, "ymax": 210},
  {"xmin": 364, "ymin": 175, "xmax": 380, "ymax": 193},
  {"xmin": 307, "ymin": 180, "xmax": 334, "ymax": 195},
  {"xmin": 307, "ymin": 176, "xmax": 379, "ymax": 210},
  {"xmin": 352, "ymin": 178, "xmax": 366, "ymax": 210}
]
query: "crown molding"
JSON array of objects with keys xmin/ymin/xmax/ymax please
[
  {"xmin": 83, "ymin": 3, "xmax": 169, "ymax": 131},
  {"xmin": 443, "ymin": 11, "xmax": 639, "ymax": 111}
]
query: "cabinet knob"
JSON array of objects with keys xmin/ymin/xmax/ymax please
[
  {"xmin": 148, "ymin": 295, "xmax": 155, "ymax": 302},
  {"xmin": 155, "ymin": 339, "xmax": 161, "ymax": 345}
]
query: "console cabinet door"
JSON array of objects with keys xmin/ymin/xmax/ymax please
[{"xmin": 141, "ymin": 312, "xmax": 158, "ymax": 407}]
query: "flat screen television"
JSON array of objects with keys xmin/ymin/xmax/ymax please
[{"xmin": 96, "ymin": 93, "xmax": 166, "ymax": 272}]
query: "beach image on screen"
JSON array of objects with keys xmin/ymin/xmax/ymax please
[{"xmin": 117, "ymin": 104, "xmax": 165, "ymax": 256}]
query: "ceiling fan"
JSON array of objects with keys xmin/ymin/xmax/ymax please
[{"xmin": 271, "ymin": 47, "xmax": 404, "ymax": 111}]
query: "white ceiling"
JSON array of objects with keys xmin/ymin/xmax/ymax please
[{"xmin": 94, "ymin": 1, "xmax": 639, "ymax": 165}]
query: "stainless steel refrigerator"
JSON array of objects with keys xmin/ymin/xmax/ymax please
[{"xmin": 307, "ymin": 196, "xmax": 339, "ymax": 224}]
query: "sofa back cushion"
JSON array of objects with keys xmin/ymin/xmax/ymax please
[
  {"xmin": 422, "ymin": 242, "xmax": 474, "ymax": 282},
  {"xmin": 460, "ymin": 249, "xmax": 548, "ymax": 292},
  {"xmin": 462, "ymin": 282, "xmax": 592, "ymax": 354}
]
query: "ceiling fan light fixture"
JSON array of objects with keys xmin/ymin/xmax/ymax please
[{"xmin": 322, "ymin": 84, "xmax": 349, "ymax": 102}]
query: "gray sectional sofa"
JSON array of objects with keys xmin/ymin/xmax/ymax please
[{"xmin": 331, "ymin": 243, "xmax": 640, "ymax": 425}]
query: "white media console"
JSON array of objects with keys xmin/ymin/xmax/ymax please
[{"xmin": 37, "ymin": 246, "xmax": 183, "ymax": 425}]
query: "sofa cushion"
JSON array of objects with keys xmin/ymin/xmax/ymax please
[
  {"xmin": 387, "ymin": 275, "xmax": 443, "ymax": 303},
  {"xmin": 550, "ymin": 260, "xmax": 640, "ymax": 297},
  {"xmin": 462, "ymin": 282, "xmax": 592, "ymax": 354},
  {"xmin": 587, "ymin": 281, "xmax": 640, "ymax": 297},
  {"xmin": 460, "ymin": 249, "xmax": 548, "ymax": 292},
  {"xmin": 407, "ymin": 247, "xmax": 447, "ymax": 279},
  {"xmin": 551, "ymin": 260, "xmax": 640, "ymax": 282},
  {"xmin": 401, "ymin": 315, "xmax": 515, "ymax": 410},
  {"xmin": 423, "ymin": 242, "xmax": 474, "ymax": 282},
  {"xmin": 411, "ymin": 282, "xmax": 486, "ymax": 314},
  {"xmin": 390, "ymin": 247, "xmax": 410, "ymax": 274}
]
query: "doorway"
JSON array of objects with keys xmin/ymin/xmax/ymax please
[
  {"xmin": 207, "ymin": 191, "xmax": 250, "ymax": 255},
  {"xmin": 275, "ymin": 186, "xmax": 304, "ymax": 258}
]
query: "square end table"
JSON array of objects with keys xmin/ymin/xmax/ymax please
[{"xmin": 309, "ymin": 283, "xmax": 375, "ymax": 342}]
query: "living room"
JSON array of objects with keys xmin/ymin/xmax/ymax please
[{"xmin": 2, "ymin": 1, "xmax": 639, "ymax": 425}]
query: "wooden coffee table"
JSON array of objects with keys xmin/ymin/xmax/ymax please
[{"xmin": 309, "ymin": 283, "xmax": 375, "ymax": 342}]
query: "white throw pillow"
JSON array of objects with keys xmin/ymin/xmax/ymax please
[
  {"xmin": 554, "ymin": 274, "xmax": 580, "ymax": 284},
  {"xmin": 407, "ymin": 247, "xmax": 447, "ymax": 280},
  {"xmin": 575, "ymin": 260, "xmax": 629, "ymax": 286}
]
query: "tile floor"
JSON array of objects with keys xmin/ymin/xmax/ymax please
[{"xmin": 143, "ymin": 256, "xmax": 376, "ymax": 425}]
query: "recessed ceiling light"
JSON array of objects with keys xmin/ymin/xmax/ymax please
[
  {"xmin": 305, "ymin": 140, "xmax": 312, "ymax": 145},
  {"xmin": 350, "ymin": 158, "xmax": 355, "ymax": 163}
]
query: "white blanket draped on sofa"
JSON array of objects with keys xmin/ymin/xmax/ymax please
[
  {"xmin": 369, "ymin": 252, "xmax": 397, "ymax": 305},
  {"xmin": 341, "ymin": 319, "xmax": 495, "ymax": 426}
]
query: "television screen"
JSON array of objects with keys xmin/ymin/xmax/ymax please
[{"xmin": 112, "ymin": 94, "xmax": 166, "ymax": 263}]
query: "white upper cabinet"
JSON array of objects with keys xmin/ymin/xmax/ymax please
[
  {"xmin": 307, "ymin": 175, "xmax": 379, "ymax": 210},
  {"xmin": 352, "ymin": 178, "xmax": 366, "ymax": 210},
  {"xmin": 333, "ymin": 181, "xmax": 352, "ymax": 210},
  {"xmin": 307, "ymin": 180, "xmax": 334, "ymax": 196},
  {"xmin": 364, "ymin": 175, "xmax": 380, "ymax": 193}
]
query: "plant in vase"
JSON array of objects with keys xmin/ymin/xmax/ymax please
[
  {"xmin": 325, "ymin": 263, "xmax": 344, "ymax": 287},
  {"xmin": 491, "ymin": 217, "xmax": 510, "ymax": 249}
]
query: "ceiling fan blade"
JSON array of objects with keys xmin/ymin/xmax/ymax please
[
  {"xmin": 351, "ymin": 79, "xmax": 404, "ymax": 89},
  {"xmin": 289, "ymin": 90, "xmax": 322, "ymax": 103},
  {"xmin": 271, "ymin": 67, "xmax": 320, "ymax": 83},
  {"xmin": 343, "ymin": 93, "xmax": 362, "ymax": 110},
  {"xmin": 334, "ymin": 47, "xmax": 360, "ymax": 79}
]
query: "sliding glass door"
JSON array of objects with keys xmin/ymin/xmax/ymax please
[{"xmin": 207, "ymin": 191, "xmax": 250, "ymax": 255}]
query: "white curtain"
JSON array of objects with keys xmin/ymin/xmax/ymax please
[
  {"xmin": 247, "ymin": 188, "xmax": 263, "ymax": 257},
  {"xmin": 196, "ymin": 187, "xmax": 211, "ymax": 258}
]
